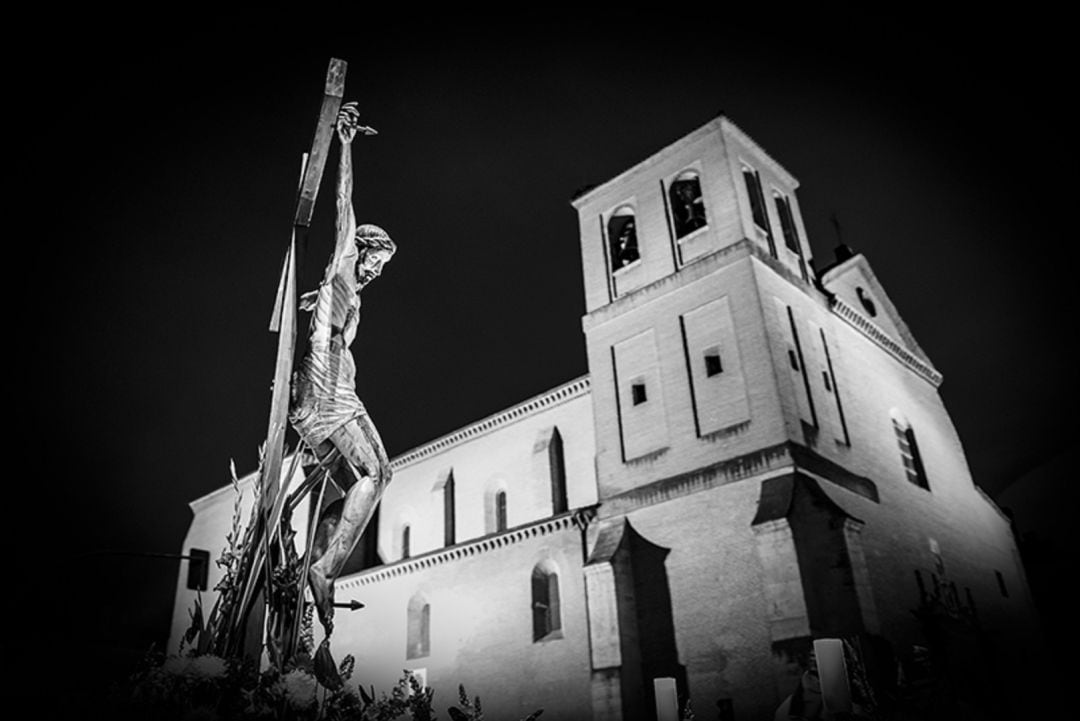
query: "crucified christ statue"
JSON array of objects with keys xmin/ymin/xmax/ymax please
[{"xmin": 289, "ymin": 101, "xmax": 395, "ymax": 636}]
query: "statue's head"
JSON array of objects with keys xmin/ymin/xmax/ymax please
[{"xmin": 354, "ymin": 224, "xmax": 396, "ymax": 287}]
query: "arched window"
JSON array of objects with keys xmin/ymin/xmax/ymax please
[
  {"xmin": 669, "ymin": 170, "xmax": 706, "ymax": 239},
  {"xmin": 607, "ymin": 206, "xmax": 640, "ymax": 271},
  {"xmin": 495, "ymin": 490, "xmax": 508, "ymax": 532},
  {"xmin": 531, "ymin": 562, "xmax": 562, "ymax": 641},
  {"xmin": 401, "ymin": 524, "xmax": 411, "ymax": 560},
  {"xmin": 407, "ymin": 594, "xmax": 430, "ymax": 659},
  {"xmin": 891, "ymin": 410, "xmax": 929, "ymax": 490}
]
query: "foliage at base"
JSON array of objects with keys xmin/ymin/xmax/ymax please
[{"xmin": 108, "ymin": 648, "xmax": 542, "ymax": 721}]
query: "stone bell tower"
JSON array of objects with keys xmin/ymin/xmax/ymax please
[{"xmin": 570, "ymin": 116, "xmax": 1037, "ymax": 719}]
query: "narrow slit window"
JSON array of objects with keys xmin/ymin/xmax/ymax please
[
  {"xmin": 996, "ymin": 570, "xmax": 1009, "ymax": 598},
  {"xmin": 443, "ymin": 472, "xmax": 456, "ymax": 546},
  {"xmin": 401, "ymin": 524, "xmax": 411, "ymax": 560},
  {"xmin": 495, "ymin": 490, "xmax": 507, "ymax": 532},
  {"xmin": 704, "ymin": 348, "xmax": 723, "ymax": 377},
  {"xmin": 774, "ymin": 192, "xmax": 808, "ymax": 280},
  {"xmin": 548, "ymin": 427, "xmax": 568, "ymax": 515},
  {"xmin": 788, "ymin": 349, "xmax": 800, "ymax": 371},
  {"xmin": 743, "ymin": 166, "xmax": 776, "ymax": 257},
  {"xmin": 774, "ymin": 193, "xmax": 801, "ymax": 254},
  {"xmin": 631, "ymin": 382, "xmax": 647, "ymax": 406},
  {"xmin": 407, "ymin": 595, "xmax": 430, "ymax": 659},
  {"xmin": 607, "ymin": 207, "xmax": 639, "ymax": 271},
  {"xmin": 669, "ymin": 171, "xmax": 706, "ymax": 239},
  {"xmin": 822, "ymin": 371, "xmax": 832, "ymax": 392},
  {"xmin": 891, "ymin": 413, "xmax": 930, "ymax": 490}
]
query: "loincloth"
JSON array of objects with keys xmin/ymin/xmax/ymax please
[{"xmin": 289, "ymin": 341, "xmax": 367, "ymax": 448}]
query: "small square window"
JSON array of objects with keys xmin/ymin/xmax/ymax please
[
  {"xmin": 704, "ymin": 350, "xmax": 723, "ymax": 377},
  {"xmin": 631, "ymin": 382, "xmax": 647, "ymax": 406}
]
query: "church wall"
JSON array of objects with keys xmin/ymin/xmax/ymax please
[
  {"xmin": 329, "ymin": 519, "xmax": 592, "ymax": 721},
  {"xmin": 586, "ymin": 250, "xmax": 786, "ymax": 502},
  {"xmin": 753, "ymin": 256, "xmax": 1044, "ymax": 709},
  {"xmin": 615, "ymin": 477, "xmax": 786, "ymax": 721},
  {"xmin": 376, "ymin": 384, "xmax": 595, "ymax": 562},
  {"xmin": 170, "ymin": 111, "xmax": 1051, "ymax": 719}
]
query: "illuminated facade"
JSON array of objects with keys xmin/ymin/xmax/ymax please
[{"xmin": 171, "ymin": 117, "xmax": 1043, "ymax": 720}]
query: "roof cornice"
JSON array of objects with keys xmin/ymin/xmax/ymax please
[
  {"xmin": 830, "ymin": 297, "xmax": 943, "ymax": 387},
  {"xmin": 390, "ymin": 375, "xmax": 591, "ymax": 470},
  {"xmin": 338, "ymin": 507, "xmax": 598, "ymax": 589}
]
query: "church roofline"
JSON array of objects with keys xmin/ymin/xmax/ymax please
[
  {"xmin": 338, "ymin": 506, "xmax": 598, "ymax": 589},
  {"xmin": 830, "ymin": 296, "xmax": 942, "ymax": 386},
  {"xmin": 189, "ymin": 378, "xmax": 591, "ymax": 510},
  {"xmin": 389, "ymin": 375, "xmax": 591, "ymax": 470},
  {"xmin": 570, "ymin": 115, "xmax": 798, "ymax": 209}
]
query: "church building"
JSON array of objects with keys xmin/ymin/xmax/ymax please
[{"xmin": 170, "ymin": 116, "xmax": 1043, "ymax": 720}]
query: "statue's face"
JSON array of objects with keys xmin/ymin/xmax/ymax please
[{"xmin": 356, "ymin": 247, "xmax": 392, "ymax": 287}]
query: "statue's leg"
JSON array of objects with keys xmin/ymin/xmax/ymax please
[{"xmin": 308, "ymin": 414, "xmax": 392, "ymax": 634}]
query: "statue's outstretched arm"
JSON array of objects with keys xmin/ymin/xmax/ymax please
[
  {"xmin": 304, "ymin": 104, "xmax": 371, "ymax": 331},
  {"xmin": 329, "ymin": 102, "xmax": 360, "ymax": 281}
]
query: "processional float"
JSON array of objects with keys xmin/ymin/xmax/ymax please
[{"xmin": 191, "ymin": 58, "xmax": 393, "ymax": 690}]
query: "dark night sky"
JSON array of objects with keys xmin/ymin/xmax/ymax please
[{"xmin": 14, "ymin": 21, "xmax": 1074, "ymax": 693}]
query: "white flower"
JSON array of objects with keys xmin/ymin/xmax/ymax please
[{"xmin": 278, "ymin": 669, "xmax": 318, "ymax": 708}]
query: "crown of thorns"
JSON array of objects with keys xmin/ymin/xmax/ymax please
[{"xmin": 355, "ymin": 224, "xmax": 396, "ymax": 255}]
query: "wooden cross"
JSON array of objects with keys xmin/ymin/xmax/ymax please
[{"xmin": 232, "ymin": 58, "xmax": 349, "ymax": 661}]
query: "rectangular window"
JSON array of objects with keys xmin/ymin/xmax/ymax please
[
  {"xmin": 187, "ymin": 548, "xmax": 210, "ymax": 591},
  {"xmin": 822, "ymin": 371, "xmax": 832, "ymax": 392},
  {"xmin": 743, "ymin": 167, "xmax": 776, "ymax": 257},
  {"xmin": 631, "ymin": 382, "xmax": 647, "ymax": 405},
  {"xmin": 995, "ymin": 570, "xmax": 1009, "ymax": 598},
  {"xmin": 704, "ymin": 349, "xmax": 723, "ymax": 377}
]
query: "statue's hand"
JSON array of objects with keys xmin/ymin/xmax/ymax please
[{"xmin": 336, "ymin": 102, "xmax": 377, "ymax": 144}]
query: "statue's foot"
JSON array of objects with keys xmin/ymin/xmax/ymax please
[{"xmin": 308, "ymin": 565, "xmax": 336, "ymax": 636}]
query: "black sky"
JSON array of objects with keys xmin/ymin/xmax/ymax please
[{"xmin": 15, "ymin": 20, "xmax": 1074, "ymax": 694}]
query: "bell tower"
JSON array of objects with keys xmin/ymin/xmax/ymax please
[{"xmin": 572, "ymin": 116, "xmax": 815, "ymax": 503}]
